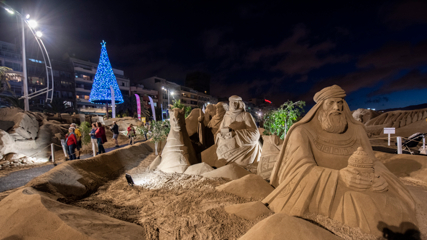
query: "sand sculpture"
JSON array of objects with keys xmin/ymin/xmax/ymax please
[
  {"xmin": 366, "ymin": 108, "xmax": 427, "ymax": 128},
  {"xmin": 263, "ymin": 85, "xmax": 418, "ymax": 236},
  {"xmin": 208, "ymin": 102, "xmax": 228, "ymax": 138},
  {"xmin": 215, "ymin": 95, "xmax": 261, "ymax": 166},
  {"xmin": 198, "ymin": 104, "xmax": 216, "ymax": 148},
  {"xmin": 149, "ymin": 108, "xmax": 198, "ymax": 173},
  {"xmin": 352, "ymin": 108, "xmax": 380, "ymax": 124},
  {"xmin": 257, "ymin": 134, "xmax": 283, "ymax": 180},
  {"xmin": 185, "ymin": 108, "xmax": 201, "ymax": 139}
]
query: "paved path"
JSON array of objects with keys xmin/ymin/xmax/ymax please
[{"xmin": 0, "ymin": 141, "xmax": 143, "ymax": 193}]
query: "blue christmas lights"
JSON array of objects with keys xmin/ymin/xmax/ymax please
[{"xmin": 89, "ymin": 40, "xmax": 124, "ymax": 104}]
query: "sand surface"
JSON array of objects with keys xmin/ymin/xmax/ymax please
[{"xmin": 70, "ymin": 153, "xmax": 272, "ymax": 240}]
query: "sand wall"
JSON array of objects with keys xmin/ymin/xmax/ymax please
[{"xmin": 26, "ymin": 142, "xmax": 155, "ymax": 200}]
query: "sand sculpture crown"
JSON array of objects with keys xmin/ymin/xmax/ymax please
[
  {"xmin": 347, "ymin": 147, "xmax": 374, "ymax": 168},
  {"xmin": 313, "ymin": 85, "xmax": 346, "ymax": 103}
]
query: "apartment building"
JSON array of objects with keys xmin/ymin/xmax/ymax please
[{"xmin": 129, "ymin": 84, "xmax": 159, "ymax": 109}]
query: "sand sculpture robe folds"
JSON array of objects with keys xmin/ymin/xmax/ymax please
[
  {"xmin": 216, "ymin": 111, "xmax": 261, "ymax": 166},
  {"xmin": 263, "ymin": 101, "xmax": 417, "ymax": 236}
]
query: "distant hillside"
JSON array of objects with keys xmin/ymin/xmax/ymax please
[{"xmin": 382, "ymin": 103, "xmax": 427, "ymax": 112}]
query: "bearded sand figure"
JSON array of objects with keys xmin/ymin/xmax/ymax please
[
  {"xmin": 263, "ymin": 85, "xmax": 417, "ymax": 236},
  {"xmin": 207, "ymin": 102, "xmax": 228, "ymax": 138},
  {"xmin": 215, "ymin": 95, "xmax": 261, "ymax": 166},
  {"xmin": 150, "ymin": 108, "xmax": 198, "ymax": 173}
]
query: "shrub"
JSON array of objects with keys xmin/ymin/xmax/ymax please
[
  {"xmin": 171, "ymin": 99, "xmax": 191, "ymax": 118},
  {"xmin": 263, "ymin": 100, "xmax": 305, "ymax": 140},
  {"xmin": 79, "ymin": 121, "xmax": 92, "ymax": 145},
  {"xmin": 148, "ymin": 120, "xmax": 169, "ymax": 143}
]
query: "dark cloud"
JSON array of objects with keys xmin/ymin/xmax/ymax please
[
  {"xmin": 380, "ymin": 0, "xmax": 427, "ymax": 29},
  {"xmin": 246, "ymin": 25, "xmax": 350, "ymax": 76},
  {"xmin": 365, "ymin": 97, "xmax": 389, "ymax": 104},
  {"xmin": 373, "ymin": 70, "xmax": 427, "ymax": 95}
]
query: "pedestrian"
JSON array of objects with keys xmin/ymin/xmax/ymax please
[
  {"xmin": 127, "ymin": 123, "xmax": 136, "ymax": 145},
  {"xmin": 89, "ymin": 123, "xmax": 98, "ymax": 156},
  {"xmin": 71, "ymin": 123, "xmax": 82, "ymax": 159},
  {"xmin": 110, "ymin": 121, "xmax": 120, "ymax": 147},
  {"xmin": 95, "ymin": 122, "xmax": 106, "ymax": 154},
  {"xmin": 66, "ymin": 127, "xmax": 77, "ymax": 160}
]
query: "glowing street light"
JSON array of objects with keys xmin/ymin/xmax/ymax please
[
  {"xmin": 36, "ymin": 31, "xmax": 42, "ymax": 38},
  {"xmin": 28, "ymin": 19, "xmax": 37, "ymax": 28},
  {"xmin": 25, "ymin": 14, "xmax": 30, "ymax": 19},
  {"xmin": 5, "ymin": 8, "xmax": 14, "ymax": 14}
]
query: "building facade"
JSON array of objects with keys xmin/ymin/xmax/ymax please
[
  {"xmin": 139, "ymin": 76, "xmax": 218, "ymax": 112},
  {"xmin": 129, "ymin": 84, "xmax": 159, "ymax": 110}
]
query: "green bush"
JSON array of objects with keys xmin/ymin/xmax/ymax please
[
  {"xmin": 148, "ymin": 120, "xmax": 170, "ymax": 143},
  {"xmin": 79, "ymin": 121, "xmax": 92, "ymax": 145},
  {"xmin": 171, "ymin": 99, "xmax": 191, "ymax": 118},
  {"xmin": 263, "ymin": 100, "xmax": 305, "ymax": 140}
]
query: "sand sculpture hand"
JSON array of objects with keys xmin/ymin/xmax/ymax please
[
  {"xmin": 371, "ymin": 173, "xmax": 388, "ymax": 192},
  {"xmin": 339, "ymin": 168, "xmax": 373, "ymax": 191}
]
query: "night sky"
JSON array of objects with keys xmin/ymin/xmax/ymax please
[{"xmin": 1, "ymin": 0, "xmax": 427, "ymax": 110}]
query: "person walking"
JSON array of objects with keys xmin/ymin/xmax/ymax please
[
  {"xmin": 127, "ymin": 123, "xmax": 136, "ymax": 145},
  {"xmin": 95, "ymin": 122, "xmax": 106, "ymax": 154},
  {"xmin": 66, "ymin": 127, "xmax": 77, "ymax": 160},
  {"xmin": 71, "ymin": 123, "xmax": 82, "ymax": 159},
  {"xmin": 110, "ymin": 121, "xmax": 120, "ymax": 147},
  {"xmin": 89, "ymin": 123, "xmax": 98, "ymax": 157}
]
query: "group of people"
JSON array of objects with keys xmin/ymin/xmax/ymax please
[{"xmin": 65, "ymin": 121, "xmax": 147, "ymax": 160}]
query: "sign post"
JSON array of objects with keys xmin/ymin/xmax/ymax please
[{"xmin": 383, "ymin": 127, "xmax": 395, "ymax": 146}]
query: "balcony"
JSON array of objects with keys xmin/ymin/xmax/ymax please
[
  {"xmin": 74, "ymin": 66, "xmax": 95, "ymax": 74},
  {"xmin": 75, "ymin": 87, "xmax": 91, "ymax": 93},
  {"xmin": 75, "ymin": 77, "xmax": 92, "ymax": 83}
]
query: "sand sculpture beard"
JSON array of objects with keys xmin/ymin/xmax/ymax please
[{"xmin": 318, "ymin": 109, "xmax": 348, "ymax": 134}]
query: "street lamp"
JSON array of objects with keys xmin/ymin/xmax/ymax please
[{"xmin": 1, "ymin": 3, "xmax": 55, "ymax": 111}]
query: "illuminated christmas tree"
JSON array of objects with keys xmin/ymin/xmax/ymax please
[{"xmin": 89, "ymin": 40, "xmax": 124, "ymax": 105}]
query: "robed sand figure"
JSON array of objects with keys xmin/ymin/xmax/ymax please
[
  {"xmin": 216, "ymin": 95, "xmax": 261, "ymax": 166},
  {"xmin": 263, "ymin": 85, "xmax": 417, "ymax": 236}
]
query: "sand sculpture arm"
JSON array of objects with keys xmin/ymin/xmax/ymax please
[{"xmin": 230, "ymin": 113, "xmax": 260, "ymax": 147}]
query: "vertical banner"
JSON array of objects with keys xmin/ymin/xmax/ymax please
[
  {"xmin": 110, "ymin": 86, "xmax": 116, "ymax": 118},
  {"xmin": 135, "ymin": 94, "xmax": 141, "ymax": 120},
  {"xmin": 148, "ymin": 96, "xmax": 156, "ymax": 121}
]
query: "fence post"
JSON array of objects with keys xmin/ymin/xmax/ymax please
[
  {"xmin": 51, "ymin": 143, "xmax": 55, "ymax": 163},
  {"xmin": 396, "ymin": 136, "xmax": 402, "ymax": 154}
]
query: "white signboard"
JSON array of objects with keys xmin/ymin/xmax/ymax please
[
  {"xmin": 384, "ymin": 128, "xmax": 395, "ymax": 146},
  {"xmin": 383, "ymin": 128, "xmax": 395, "ymax": 134}
]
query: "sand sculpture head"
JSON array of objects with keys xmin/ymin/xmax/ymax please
[
  {"xmin": 170, "ymin": 108, "xmax": 185, "ymax": 132},
  {"xmin": 313, "ymin": 85, "xmax": 349, "ymax": 134},
  {"xmin": 228, "ymin": 95, "xmax": 245, "ymax": 112},
  {"xmin": 206, "ymin": 104, "xmax": 216, "ymax": 116},
  {"xmin": 216, "ymin": 102, "xmax": 228, "ymax": 115}
]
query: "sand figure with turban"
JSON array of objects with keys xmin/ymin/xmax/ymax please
[
  {"xmin": 215, "ymin": 95, "xmax": 261, "ymax": 166},
  {"xmin": 263, "ymin": 85, "xmax": 418, "ymax": 237}
]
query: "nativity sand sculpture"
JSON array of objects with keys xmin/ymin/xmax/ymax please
[
  {"xmin": 149, "ymin": 108, "xmax": 198, "ymax": 173},
  {"xmin": 263, "ymin": 85, "xmax": 417, "ymax": 236},
  {"xmin": 198, "ymin": 104, "xmax": 216, "ymax": 148},
  {"xmin": 208, "ymin": 102, "xmax": 228, "ymax": 138},
  {"xmin": 215, "ymin": 95, "xmax": 261, "ymax": 166}
]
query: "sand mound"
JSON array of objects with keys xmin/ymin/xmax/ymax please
[
  {"xmin": 375, "ymin": 151, "xmax": 427, "ymax": 183},
  {"xmin": 239, "ymin": 213, "xmax": 341, "ymax": 240},
  {"xmin": 0, "ymin": 187, "xmax": 146, "ymax": 240},
  {"xmin": 184, "ymin": 162, "xmax": 214, "ymax": 175},
  {"xmin": 70, "ymin": 157, "xmax": 268, "ymax": 240},
  {"xmin": 216, "ymin": 174, "xmax": 274, "ymax": 200},
  {"xmin": 224, "ymin": 201, "xmax": 271, "ymax": 220},
  {"xmin": 201, "ymin": 163, "xmax": 251, "ymax": 180},
  {"xmin": 26, "ymin": 142, "xmax": 153, "ymax": 200}
]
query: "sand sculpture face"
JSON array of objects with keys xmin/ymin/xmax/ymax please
[
  {"xmin": 317, "ymin": 97, "xmax": 347, "ymax": 134},
  {"xmin": 264, "ymin": 85, "xmax": 418, "ymax": 237}
]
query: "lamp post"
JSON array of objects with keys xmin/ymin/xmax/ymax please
[{"xmin": 2, "ymin": 4, "xmax": 54, "ymax": 111}]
